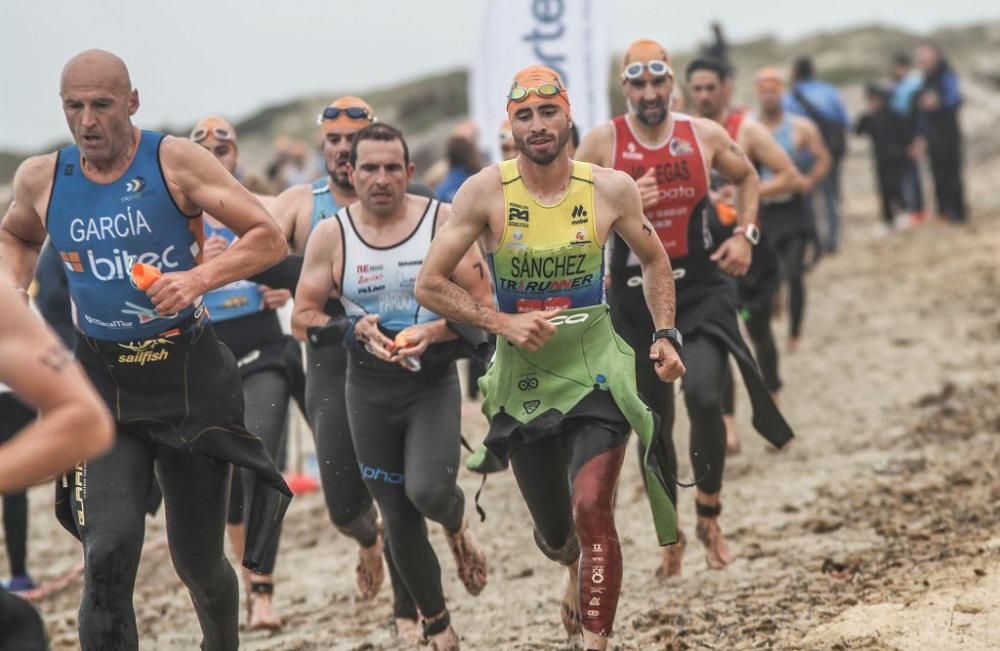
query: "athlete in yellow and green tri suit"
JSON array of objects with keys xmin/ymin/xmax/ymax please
[{"xmin": 416, "ymin": 65, "xmax": 684, "ymax": 651}]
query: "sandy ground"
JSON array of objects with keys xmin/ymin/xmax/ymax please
[{"xmin": 6, "ymin": 144, "xmax": 1000, "ymax": 651}]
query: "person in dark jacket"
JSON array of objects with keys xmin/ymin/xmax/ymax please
[
  {"xmin": 855, "ymin": 82, "xmax": 912, "ymax": 228},
  {"xmin": 914, "ymin": 43, "xmax": 966, "ymax": 223}
]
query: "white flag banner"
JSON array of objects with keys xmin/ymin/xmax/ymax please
[{"xmin": 470, "ymin": 0, "xmax": 611, "ymax": 163}]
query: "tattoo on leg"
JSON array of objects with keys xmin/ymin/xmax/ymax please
[{"xmin": 39, "ymin": 346, "xmax": 73, "ymax": 372}]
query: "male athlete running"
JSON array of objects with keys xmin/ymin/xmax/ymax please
[
  {"xmin": 0, "ymin": 281, "xmax": 113, "ymax": 651},
  {"xmin": 416, "ymin": 65, "xmax": 684, "ymax": 651},
  {"xmin": 753, "ymin": 67, "xmax": 831, "ymax": 352},
  {"xmin": 292, "ymin": 123, "xmax": 490, "ymax": 650},
  {"xmin": 190, "ymin": 115, "xmax": 300, "ymax": 630},
  {"xmin": 685, "ymin": 57, "xmax": 803, "ymax": 452},
  {"xmin": 269, "ymin": 97, "xmax": 425, "ymax": 638},
  {"xmin": 576, "ymin": 40, "xmax": 794, "ymax": 577},
  {"xmin": 0, "ymin": 50, "xmax": 290, "ymax": 650}
]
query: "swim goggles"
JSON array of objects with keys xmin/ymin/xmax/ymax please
[
  {"xmin": 190, "ymin": 126, "xmax": 234, "ymax": 143},
  {"xmin": 316, "ymin": 106, "xmax": 376, "ymax": 125},
  {"xmin": 507, "ymin": 81, "xmax": 564, "ymax": 103},
  {"xmin": 622, "ymin": 60, "xmax": 673, "ymax": 80}
]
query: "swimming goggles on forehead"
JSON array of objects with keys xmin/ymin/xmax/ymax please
[
  {"xmin": 316, "ymin": 106, "xmax": 376, "ymax": 125},
  {"xmin": 622, "ymin": 60, "xmax": 673, "ymax": 80},
  {"xmin": 190, "ymin": 126, "xmax": 234, "ymax": 143},
  {"xmin": 507, "ymin": 81, "xmax": 564, "ymax": 103}
]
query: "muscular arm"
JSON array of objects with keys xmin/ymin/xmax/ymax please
[
  {"xmin": 0, "ymin": 282, "xmax": 113, "ymax": 493},
  {"xmin": 601, "ymin": 169, "xmax": 676, "ymax": 328},
  {"xmin": 702, "ymin": 119, "xmax": 760, "ymax": 228},
  {"xmin": 290, "ymin": 218, "xmax": 342, "ymax": 341},
  {"xmin": 741, "ymin": 121, "xmax": 802, "ymax": 200},
  {"xmin": 161, "ymin": 137, "xmax": 287, "ymax": 292},
  {"xmin": 798, "ymin": 118, "xmax": 832, "ymax": 188},
  {"xmin": 270, "ymin": 184, "xmax": 313, "ymax": 254},
  {"xmin": 0, "ymin": 155, "xmax": 56, "ymax": 289},
  {"xmin": 416, "ymin": 170, "xmax": 504, "ymax": 333},
  {"xmin": 437, "ymin": 204, "xmax": 494, "ymax": 308},
  {"xmin": 575, "ymin": 123, "xmax": 614, "ymax": 167}
]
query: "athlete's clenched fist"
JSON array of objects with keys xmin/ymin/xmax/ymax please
[
  {"xmin": 650, "ymin": 339, "xmax": 685, "ymax": 383},
  {"xmin": 498, "ymin": 309, "xmax": 561, "ymax": 352},
  {"xmin": 147, "ymin": 269, "xmax": 209, "ymax": 315}
]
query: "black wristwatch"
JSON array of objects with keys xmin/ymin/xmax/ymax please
[{"xmin": 652, "ymin": 328, "xmax": 683, "ymax": 352}]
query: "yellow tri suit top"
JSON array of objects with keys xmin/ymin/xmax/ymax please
[{"xmin": 489, "ymin": 159, "xmax": 605, "ymax": 313}]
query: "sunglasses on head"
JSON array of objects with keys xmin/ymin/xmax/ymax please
[
  {"xmin": 190, "ymin": 126, "xmax": 233, "ymax": 143},
  {"xmin": 507, "ymin": 81, "xmax": 563, "ymax": 103},
  {"xmin": 622, "ymin": 60, "xmax": 673, "ymax": 80},
  {"xmin": 316, "ymin": 106, "xmax": 375, "ymax": 125}
]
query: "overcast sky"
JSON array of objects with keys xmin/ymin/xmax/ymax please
[{"xmin": 2, "ymin": 0, "xmax": 998, "ymax": 151}]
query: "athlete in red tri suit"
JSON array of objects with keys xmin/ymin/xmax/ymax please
[
  {"xmin": 577, "ymin": 39, "xmax": 794, "ymax": 577},
  {"xmin": 686, "ymin": 57, "xmax": 804, "ymax": 454}
]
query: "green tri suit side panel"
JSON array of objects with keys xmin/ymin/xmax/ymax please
[{"xmin": 478, "ymin": 305, "xmax": 677, "ymax": 545}]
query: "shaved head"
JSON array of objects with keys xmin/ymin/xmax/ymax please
[
  {"xmin": 61, "ymin": 49, "xmax": 132, "ymax": 96},
  {"xmin": 60, "ymin": 49, "xmax": 139, "ymax": 167}
]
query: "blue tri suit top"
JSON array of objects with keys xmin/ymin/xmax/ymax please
[
  {"xmin": 47, "ymin": 130, "xmax": 203, "ymax": 341},
  {"xmin": 202, "ymin": 222, "xmax": 266, "ymax": 323}
]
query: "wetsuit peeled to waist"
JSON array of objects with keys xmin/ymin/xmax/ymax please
[{"xmin": 479, "ymin": 304, "xmax": 676, "ymax": 545}]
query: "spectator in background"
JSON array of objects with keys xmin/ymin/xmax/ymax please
[
  {"xmin": 889, "ymin": 52, "xmax": 925, "ymax": 221},
  {"xmin": 436, "ymin": 133, "xmax": 482, "ymax": 203},
  {"xmin": 700, "ymin": 22, "xmax": 730, "ymax": 67},
  {"xmin": 855, "ymin": 82, "xmax": 911, "ymax": 229},
  {"xmin": 914, "ymin": 43, "xmax": 966, "ymax": 223},
  {"xmin": 499, "ymin": 120, "xmax": 517, "ymax": 161},
  {"xmin": 785, "ymin": 56, "xmax": 850, "ymax": 253},
  {"xmin": 567, "ymin": 123, "xmax": 580, "ymax": 158}
]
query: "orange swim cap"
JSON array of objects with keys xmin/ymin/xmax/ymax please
[
  {"xmin": 506, "ymin": 65, "xmax": 571, "ymax": 119},
  {"xmin": 754, "ymin": 67, "xmax": 786, "ymax": 92},
  {"xmin": 318, "ymin": 96, "xmax": 376, "ymax": 133},
  {"xmin": 190, "ymin": 115, "xmax": 237, "ymax": 144},
  {"xmin": 622, "ymin": 39, "xmax": 673, "ymax": 78}
]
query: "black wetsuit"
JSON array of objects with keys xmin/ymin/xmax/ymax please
[
  {"xmin": 608, "ymin": 113, "xmax": 793, "ymax": 508},
  {"xmin": 216, "ymin": 310, "xmax": 304, "ymax": 577},
  {"xmin": 45, "ymin": 132, "xmax": 291, "ymax": 651},
  {"xmin": 334, "ymin": 200, "xmax": 467, "ymax": 622}
]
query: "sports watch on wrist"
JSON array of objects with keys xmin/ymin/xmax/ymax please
[
  {"xmin": 734, "ymin": 223, "xmax": 761, "ymax": 246},
  {"xmin": 652, "ymin": 328, "xmax": 683, "ymax": 352}
]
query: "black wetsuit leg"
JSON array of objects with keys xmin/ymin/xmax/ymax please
[
  {"xmin": 680, "ymin": 335, "xmax": 730, "ymax": 496},
  {"xmin": 235, "ymin": 369, "xmax": 291, "ymax": 575},
  {"xmin": 0, "ymin": 395, "xmax": 34, "ymax": 579},
  {"xmin": 306, "ymin": 345, "xmax": 418, "ymax": 617},
  {"xmin": 347, "ymin": 365, "xmax": 464, "ymax": 619},
  {"xmin": 744, "ymin": 301, "xmax": 780, "ymax": 393},
  {"xmin": 155, "ymin": 448, "xmax": 239, "ymax": 651},
  {"xmin": 304, "ymin": 346, "xmax": 379, "ymax": 544},
  {"xmin": 226, "ymin": 472, "xmax": 243, "ymax": 526},
  {"xmin": 774, "ymin": 234, "xmax": 808, "ymax": 340},
  {"xmin": 71, "ymin": 433, "xmax": 154, "ymax": 651},
  {"xmin": 509, "ymin": 399, "xmax": 629, "ymax": 638},
  {"xmin": 608, "ymin": 277, "xmax": 678, "ymax": 506},
  {"xmin": 0, "ymin": 588, "xmax": 48, "ymax": 650},
  {"xmin": 720, "ymin": 363, "xmax": 736, "ymax": 417}
]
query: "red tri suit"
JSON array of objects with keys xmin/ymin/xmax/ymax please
[{"xmin": 608, "ymin": 112, "xmax": 728, "ymax": 299}]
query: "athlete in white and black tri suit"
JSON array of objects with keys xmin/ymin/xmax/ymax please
[{"xmin": 292, "ymin": 123, "xmax": 492, "ymax": 650}]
